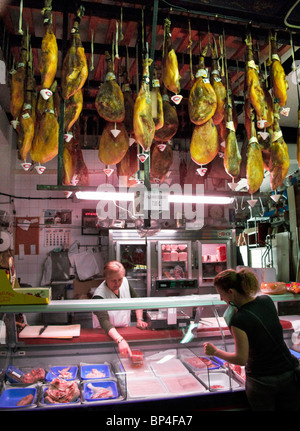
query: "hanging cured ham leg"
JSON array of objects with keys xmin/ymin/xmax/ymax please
[
  {"xmin": 188, "ymin": 46, "xmax": 217, "ymax": 125},
  {"xmin": 39, "ymin": 0, "xmax": 57, "ymax": 99},
  {"xmin": 154, "ymin": 87, "xmax": 178, "ymax": 142},
  {"xmin": 246, "ymin": 111, "xmax": 264, "ymax": 194},
  {"xmin": 116, "ymin": 143, "xmax": 139, "ymax": 187},
  {"xmin": 270, "ymin": 33, "xmax": 288, "ymax": 107},
  {"xmin": 30, "ymin": 82, "xmax": 58, "ymax": 164},
  {"xmin": 297, "ymin": 108, "xmax": 300, "ymax": 168},
  {"xmin": 10, "ymin": 35, "xmax": 27, "ymax": 129},
  {"xmin": 64, "ymin": 89, "xmax": 83, "ymax": 132},
  {"xmin": 190, "ymin": 118, "xmax": 219, "ymax": 165},
  {"xmin": 224, "ymin": 94, "xmax": 241, "ymax": 178},
  {"xmin": 269, "ymin": 104, "xmax": 289, "ymax": 191},
  {"xmin": 151, "ymin": 67, "xmax": 164, "ymax": 130},
  {"xmin": 245, "ymin": 34, "xmax": 268, "ymax": 128},
  {"xmin": 95, "ymin": 52, "xmax": 125, "ymax": 122},
  {"xmin": 63, "ymin": 122, "xmax": 89, "ymax": 186},
  {"xmin": 98, "ymin": 122, "xmax": 129, "ymax": 165},
  {"xmin": 150, "ymin": 142, "xmax": 173, "ymax": 183},
  {"xmin": 211, "ymin": 42, "xmax": 226, "ymax": 126},
  {"xmin": 18, "ymin": 59, "xmax": 36, "ymax": 162},
  {"xmin": 61, "ymin": 6, "xmax": 88, "ymax": 100},
  {"xmin": 133, "ymin": 57, "xmax": 155, "ymax": 152},
  {"xmin": 162, "ymin": 18, "xmax": 181, "ymax": 94}
]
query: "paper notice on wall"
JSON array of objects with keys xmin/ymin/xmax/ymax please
[{"xmin": 18, "ymin": 244, "xmax": 24, "ymax": 260}]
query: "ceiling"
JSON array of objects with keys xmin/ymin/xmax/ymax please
[{"xmin": 0, "ymin": 0, "xmax": 300, "ymax": 196}]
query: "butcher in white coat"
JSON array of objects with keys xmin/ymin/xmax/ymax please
[{"xmin": 93, "ymin": 261, "xmax": 148, "ymax": 357}]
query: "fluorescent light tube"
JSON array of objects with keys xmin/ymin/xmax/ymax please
[
  {"xmin": 75, "ymin": 191, "xmax": 135, "ymax": 201},
  {"xmin": 168, "ymin": 195, "xmax": 234, "ymax": 204}
]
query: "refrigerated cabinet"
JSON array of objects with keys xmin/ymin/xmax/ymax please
[
  {"xmin": 109, "ymin": 229, "xmax": 237, "ymax": 297},
  {"xmin": 0, "ymin": 293, "xmax": 298, "ymax": 411}
]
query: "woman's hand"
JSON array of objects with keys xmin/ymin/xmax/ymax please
[
  {"xmin": 118, "ymin": 339, "xmax": 132, "ymax": 358},
  {"xmin": 137, "ymin": 318, "xmax": 148, "ymax": 329},
  {"xmin": 204, "ymin": 342, "xmax": 217, "ymax": 356}
]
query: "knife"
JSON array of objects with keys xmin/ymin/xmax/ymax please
[{"xmin": 39, "ymin": 325, "xmax": 48, "ymax": 336}]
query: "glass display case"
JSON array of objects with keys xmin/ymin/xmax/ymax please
[{"xmin": 0, "ymin": 293, "xmax": 298, "ymax": 411}]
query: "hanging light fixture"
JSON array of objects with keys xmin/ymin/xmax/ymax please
[{"xmin": 75, "ymin": 191, "xmax": 135, "ymax": 201}]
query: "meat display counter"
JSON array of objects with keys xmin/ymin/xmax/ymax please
[{"xmin": 0, "ymin": 293, "xmax": 299, "ymax": 411}]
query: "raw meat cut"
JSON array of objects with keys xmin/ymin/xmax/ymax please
[
  {"xmin": 130, "ymin": 350, "xmax": 144, "ymax": 367},
  {"xmin": 61, "ymin": 6, "xmax": 88, "ymax": 100},
  {"xmin": 44, "ymin": 378, "xmax": 80, "ymax": 404},
  {"xmin": 188, "ymin": 46, "xmax": 217, "ymax": 125},
  {"xmin": 21, "ymin": 368, "xmax": 45, "ymax": 384},
  {"xmin": 58, "ymin": 366, "xmax": 72, "ymax": 379},
  {"xmin": 98, "ymin": 122, "xmax": 129, "ymax": 165},
  {"xmin": 95, "ymin": 52, "xmax": 125, "ymax": 122},
  {"xmin": 87, "ymin": 383, "xmax": 113, "ymax": 399},
  {"xmin": 133, "ymin": 57, "xmax": 155, "ymax": 151},
  {"xmin": 162, "ymin": 18, "xmax": 181, "ymax": 94},
  {"xmin": 86, "ymin": 369, "xmax": 106, "ymax": 378},
  {"xmin": 17, "ymin": 394, "xmax": 34, "ymax": 406},
  {"xmin": 39, "ymin": 1, "xmax": 57, "ymax": 94},
  {"xmin": 270, "ymin": 33, "xmax": 288, "ymax": 107},
  {"xmin": 190, "ymin": 118, "xmax": 219, "ymax": 165},
  {"xmin": 154, "ymin": 90, "xmax": 178, "ymax": 142},
  {"xmin": 185, "ymin": 357, "xmax": 213, "ymax": 369}
]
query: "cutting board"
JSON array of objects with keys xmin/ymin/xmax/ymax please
[{"xmin": 19, "ymin": 325, "xmax": 81, "ymax": 339}]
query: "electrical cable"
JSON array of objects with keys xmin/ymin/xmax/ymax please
[{"xmin": 0, "ymin": 192, "xmax": 67, "ymax": 200}]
